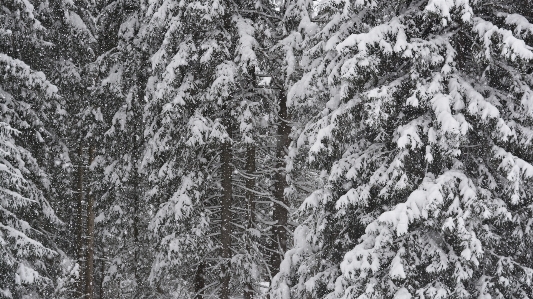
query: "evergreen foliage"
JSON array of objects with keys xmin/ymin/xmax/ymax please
[
  {"xmin": 2, "ymin": 0, "xmax": 533, "ymax": 298},
  {"xmin": 272, "ymin": 1, "xmax": 533, "ymax": 298},
  {"xmin": 0, "ymin": 0, "xmax": 65, "ymax": 297}
]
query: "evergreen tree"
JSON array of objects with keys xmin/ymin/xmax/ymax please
[
  {"xmin": 86, "ymin": 1, "xmax": 157, "ymax": 297},
  {"xmin": 41, "ymin": 3, "xmax": 97, "ymax": 298},
  {"xmin": 5, "ymin": 0, "xmax": 533, "ymax": 298},
  {"xmin": 0, "ymin": 0, "xmax": 69, "ymax": 297},
  {"xmin": 142, "ymin": 0, "xmax": 282, "ymax": 296},
  {"xmin": 262, "ymin": 0, "xmax": 317, "ymax": 284},
  {"xmin": 273, "ymin": 0, "xmax": 533, "ymax": 298}
]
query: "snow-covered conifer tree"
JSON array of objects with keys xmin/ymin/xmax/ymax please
[
  {"xmin": 141, "ymin": 0, "xmax": 285, "ymax": 296},
  {"xmin": 274, "ymin": 0, "xmax": 533, "ymax": 298},
  {"xmin": 40, "ymin": 4, "xmax": 98, "ymax": 296},
  {"xmin": 0, "ymin": 0, "xmax": 69, "ymax": 296},
  {"xmin": 83, "ymin": 1, "xmax": 159, "ymax": 297},
  {"xmin": 261, "ymin": 0, "xmax": 318, "ymax": 284}
]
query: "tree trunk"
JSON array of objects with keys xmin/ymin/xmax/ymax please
[
  {"xmin": 220, "ymin": 138, "xmax": 233, "ymax": 299},
  {"xmin": 130, "ymin": 168, "xmax": 141, "ymax": 297},
  {"xmin": 99, "ymin": 254, "xmax": 105, "ymax": 299},
  {"xmin": 76, "ymin": 143, "xmax": 85, "ymax": 297},
  {"xmin": 244, "ymin": 144, "xmax": 256, "ymax": 299},
  {"xmin": 85, "ymin": 145, "xmax": 96, "ymax": 299},
  {"xmin": 131, "ymin": 52, "xmax": 148, "ymax": 290},
  {"xmin": 194, "ymin": 262, "xmax": 206, "ymax": 299},
  {"xmin": 269, "ymin": 92, "xmax": 291, "ymax": 279},
  {"xmin": 132, "ymin": 174, "xmax": 140, "ymax": 287}
]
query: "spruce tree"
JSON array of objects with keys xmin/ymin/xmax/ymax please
[
  {"xmin": 0, "ymin": 0, "xmax": 70, "ymax": 297},
  {"xmin": 142, "ymin": 0, "xmax": 280, "ymax": 296},
  {"xmin": 273, "ymin": 0, "xmax": 533, "ymax": 298},
  {"xmin": 84, "ymin": 1, "xmax": 157, "ymax": 297}
]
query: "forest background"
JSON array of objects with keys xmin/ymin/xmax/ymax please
[{"xmin": 2, "ymin": 0, "xmax": 533, "ymax": 298}]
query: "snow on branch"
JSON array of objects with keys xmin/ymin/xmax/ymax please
[
  {"xmin": 0, "ymin": 54, "xmax": 59, "ymax": 98},
  {"xmin": 474, "ymin": 18, "xmax": 533, "ymax": 61}
]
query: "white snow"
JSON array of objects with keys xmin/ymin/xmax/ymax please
[{"xmin": 394, "ymin": 287, "xmax": 412, "ymax": 299}]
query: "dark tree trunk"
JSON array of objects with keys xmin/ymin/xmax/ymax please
[
  {"xmin": 220, "ymin": 135, "xmax": 233, "ymax": 299},
  {"xmin": 131, "ymin": 53, "xmax": 148, "ymax": 290},
  {"xmin": 194, "ymin": 262, "xmax": 206, "ymax": 299},
  {"xmin": 269, "ymin": 92, "xmax": 291, "ymax": 279},
  {"xmin": 85, "ymin": 145, "xmax": 96, "ymax": 299},
  {"xmin": 244, "ymin": 144, "xmax": 256, "ymax": 299},
  {"xmin": 76, "ymin": 143, "xmax": 85, "ymax": 297},
  {"xmin": 99, "ymin": 255, "xmax": 105, "ymax": 299}
]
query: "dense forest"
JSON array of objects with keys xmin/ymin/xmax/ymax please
[{"xmin": 2, "ymin": 0, "xmax": 533, "ymax": 298}]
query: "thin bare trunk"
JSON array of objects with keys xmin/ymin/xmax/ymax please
[
  {"xmin": 131, "ymin": 54, "xmax": 148, "ymax": 288},
  {"xmin": 99, "ymin": 255, "xmax": 105, "ymax": 299},
  {"xmin": 85, "ymin": 145, "xmax": 96, "ymax": 299},
  {"xmin": 220, "ymin": 139, "xmax": 233, "ymax": 299},
  {"xmin": 194, "ymin": 262, "xmax": 205, "ymax": 299},
  {"xmin": 220, "ymin": 6, "xmax": 234, "ymax": 297},
  {"xmin": 76, "ymin": 143, "xmax": 85, "ymax": 297},
  {"xmin": 131, "ymin": 177, "xmax": 140, "ymax": 297},
  {"xmin": 269, "ymin": 93, "xmax": 290, "ymax": 278},
  {"xmin": 244, "ymin": 144, "xmax": 256, "ymax": 299}
]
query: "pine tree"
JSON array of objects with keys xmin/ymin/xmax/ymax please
[{"xmin": 273, "ymin": 0, "xmax": 533, "ymax": 298}]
